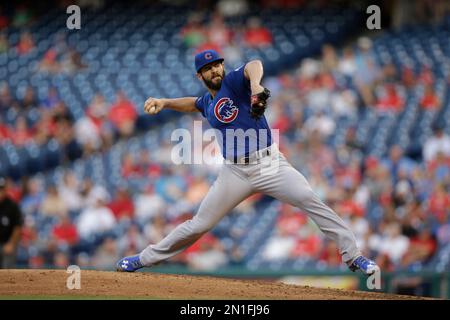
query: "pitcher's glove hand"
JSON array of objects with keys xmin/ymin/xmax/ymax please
[{"xmin": 250, "ymin": 87, "xmax": 271, "ymax": 120}]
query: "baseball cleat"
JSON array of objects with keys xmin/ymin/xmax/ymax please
[
  {"xmin": 348, "ymin": 255, "xmax": 379, "ymax": 275},
  {"xmin": 116, "ymin": 254, "xmax": 144, "ymax": 272}
]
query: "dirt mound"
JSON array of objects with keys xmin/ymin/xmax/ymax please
[{"xmin": 0, "ymin": 269, "xmax": 425, "ymax": 299}]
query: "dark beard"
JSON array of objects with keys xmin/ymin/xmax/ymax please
[{"xmin": 202, "ymin": 70, "xmax": 226, "ymax": 91}]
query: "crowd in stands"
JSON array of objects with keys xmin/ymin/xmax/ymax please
[{"xmin": 0, "ymin": 1, "xmax": 448, "ymax": 274}]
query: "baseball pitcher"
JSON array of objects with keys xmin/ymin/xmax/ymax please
[{"xmin": 116, "ymin": 50, "xmax": 379, "ymax": 275}]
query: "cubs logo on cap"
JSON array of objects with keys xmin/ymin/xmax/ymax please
[{"xmin": 195, "ymin": 50, "xmax": 224, "ymax": 73}]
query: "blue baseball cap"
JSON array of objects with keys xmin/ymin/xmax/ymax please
[{"xmin": 194, "ymin": 50, "xmax": 224, "ymax": 73}]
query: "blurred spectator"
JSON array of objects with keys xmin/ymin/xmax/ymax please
[
  {"xmin": 290, "ymin": 221, "xmax": 322, "ymax": 259},
  {"xmin": 16, "ymin": 31, "xmax": 35, "ymax": 55},
  {"xmin": 77, "ymin": 189, "xmax": 116, "ymax": 240},
  {"xmin": 321, "ymin": 44, "xmax": 338, "ymax": 72},
  {"xmin": 11, "ymin": 116, "xmax": 33, "ymax": 146},
  {"xmin": 82, "ymin": 181, "xmax": 110, "ymax": 208},
  {"xmin": 58, "ymin": 171, "xmax": 83, "ymax": 212},
  {"xmin": 276, "ymin": 204, "xmax": 307, "ymax": 235},
  {"xmin": 144, "ymin": 213, "xmax": 168, "ymax": 244},
  {"xmin": 348, "ymin": 214, "xmax": 370, "ymax": 251},
  {"xmin": 33, "ymin": 109, "xmax": 57, "ymax": 145},
  {"xmin": 418, "ymin": 65, "xmax": 434, "ymax": 86},
  {"xmin": 135, "ymin": 185, "xmax": 166, "ymax": 223},
  {"xmin": 376, "ymin": 84, "xmax": 404, "ymax": 113},
  {"xmin": 40, "ymin": 185, "xmax": 68, "ymax": 218},
  {"xmin": 21, "ymin": 86, "xmax": 38, "ymax": 110},
  {"xmin": 0, "ymin": 82, "xmax": 19, "ymax": 112},
  {"xmin": 108, "ymin": 188, "xmax": 134, "ymax": 221},
  {"xmin": 420, "ymin": 85, "xmax": 440, "ymax": 110},
  {"xmin": 12, "ymin": 5, "xmax": 32, "ymax": 28},
  {"xmin": 335, "ymin": 189, "xmax": 365, "ymax": 218},
  {"xmin": 0, "ymin": 114, "xmax": 10, "ymax": 141},
  {"xmin": 0, "ymin": 177, "xmax": 23, "ymax": 268},
  {"xmin": 92, "ymin": 237, "xmax": 119, "ymax": 269},
  {"xmin": 55, "ymin": 114, "xmax": 83, "ymax": 162},
  {"xmin": 423, "ymin": 125, "xmax": 450, "ymax": 162},
  {"xmin": 40, "ymin": 88, "xmax": 58, "ymax": 111},
  {"xmin": 20, "ymin": 177, "xmax": 45, "ymax": 216},
  {"xmin": 243, "ymin": 17, "xmax": 272, "ymax": 48},
  {"xmin": 180, "ymin": 13, "xmax": 206, "ymax": 48},
  {"xmin": 207, "ymin": 13, "xmax": 231, "ymax": 49},
  {"xmin": 0, "ymin": 7, "xmax": 9, "ymax": 30},
  {"xmin": 331, "ymin": 89, "xmax": 358, "ymax": 118},
  {"xmin": 303, "ymin": 110, "xmax": 336, "ymax": 138},
  {"xmin": 0, "ymin": 32, "xmax": 8, "ymax": 53},
  {"xmin": 222, "ymin": 38, "xmax": 243, "ymax": 66},
  {"xmin": 51, "ymin": 215, "xmax": 79, "ymax": 247},
  {"xmin": 369, "ymin": 222, "xmax": 410, "ymax": 267},
  {"xmin": 427, "ymin": 184, "xmax": 450, "ymax": 222},
  {"xmin": 318, "ymin": 241, "xmax": 341, "ymax": 267},
  {"xmin": 426, "ymin": 151, "xmax": 450, "ymax": 183},
  {"xmin": 437, "ymin": 214, "xmax": 450, "ymax": 245},
  {"xmin": 53, "ymin": 251, "xmax": 70, "ymax": 269},
  {"xmin": 401, "ymin": 66, "xmax": 416, "ymax": 88},
  {"xmin": 401, "ymin": 228, "xmax": 437, "ymax": 268},
  {"xmin": 382, "ymin": 145, "xmax": 414, "ymax": 183},
  {"xmin": 185, "ymin": 175, "xmax": 209, "ymax": 205},
  {"xmin": 121, "ymin": 153, "xmax": 141, "ymax": 178},
  {"xmin": 61, "ymin": 48, "xmax": 87, "ymax": 73},
  {"xmin": 217, "ymin": 0, "xmax": 249, "ymax": 17},
  {"xmin": 185, "ymin": 233, "xmax": 228, "ymax": 271},
  {"xmin": 75, "ymin": 95, "xmax": 111, "ymax": 153},
  {"xmin": 262, "ymin": 227, "xmax": 296, "ymax": 261},
  {"xmin": 38, "ymin": 48, "xmax": 60, "ymax": 74},
  {"xmin": 108, "ymin": 91, "xmax": 137, "ymax": 138},
  {"xmin": 338, "ymin": 47, "xmax": 357, "ymax": 77},
  {"xmin": 117, "ymin": 224, "xmax": 146, "ymax": 255}
]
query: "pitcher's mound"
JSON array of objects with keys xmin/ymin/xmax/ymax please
[{"xmin": 0, "ymin": 269, "xmax": 426, "ymax": 299}]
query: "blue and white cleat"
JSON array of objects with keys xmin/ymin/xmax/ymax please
[
  {"xmin": 116, "ymin": 254, "xmax": 144, "ymax": 272},
  {"xmin": 349, "ymin": 255, "xmax": 379, "ymax": 275}
]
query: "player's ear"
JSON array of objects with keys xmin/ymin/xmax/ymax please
[{"xmin": 196, "ymin": 73, "xmax": 202, "ymax": 81}]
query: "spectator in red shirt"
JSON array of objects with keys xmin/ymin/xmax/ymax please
[
  {"xmin": 335, "ymin": 188, "xmax": 365, "ymax": 218},
  {"xmin": 121, "ymin": 153, "xmax": 142, "ymax": 178},
  {"xmin": 319, "ymin": 241, "xmax": 341, "ymax": 267},
  {"xmin": 376, "ymin": 84, "xmax": 404, "ymax": 113},
  {"xmin": 402, "ymin": 66, "xmax": 416, "ymax": 88},
  {"xmin": 52, "ymin": 215, "xmax": 79, "ymax": 247},
  {"xmin": 108, "ymin": 91, "xmax": 137, "ymax": 138},
  {"xmin": 0, "ymin": 114, "xmax": 10, "ymax": 141},
  {"xmin": 38, "ymin": 48, "xmax": 61, "ymax": 74},
  {"xmin": 243, "ymin": 17, "xmax": 273, "ymax": 48},
  {"xmin": 16, "ymin": 30, "xmax": 34, "ymax": 55},
  {"xmin": 401, "ymin": 228, "xmax": 437, "ymax": 267},
  {"xmin": 428, "ymin": 184, "xmax": 450, "ymax": 222},
  {"xmin": 276, "ymin": 203, "xmax": 307, "ymax": 235},
  {"xmin": 108, "ymin": 188, "xmax": 135, "ymax": 221},
  {"xmin": 12, "ymin": 116, "xmax": 33, "ymax": 146},
  {"xmin": 418, "ymin": 65, "xmax": 434, "ymax": 86},
  {"xmin": 420, "ymin": 85, "xmax": 440, "ymax": 110}
]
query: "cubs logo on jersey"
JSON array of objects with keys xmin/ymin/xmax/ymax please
[{"xmin": 214, "ymin": 97, "xmax": 239, "ymax": 123}]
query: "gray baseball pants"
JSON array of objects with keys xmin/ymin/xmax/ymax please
[{"xmin": 139, "ymin": 144, "xmax": 361, "ymax": 266}]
